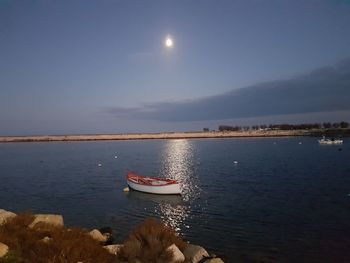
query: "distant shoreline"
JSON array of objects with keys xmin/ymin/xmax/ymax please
[
  {"xmin": 0, "ymin": 130, "xmax": 308, "ymax": 143},
  {"xmin": 1, "ymin": 128, "xmax": 348, "ymax": 143}
]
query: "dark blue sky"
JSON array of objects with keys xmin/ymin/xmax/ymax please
[{"xmin": 1, "ymin": 0, "xmax": 350, "ymax": 135}]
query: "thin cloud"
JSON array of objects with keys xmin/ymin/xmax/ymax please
[{"xmin": 106, "ymin": 58, "xmax": 350, "ymax": 122}]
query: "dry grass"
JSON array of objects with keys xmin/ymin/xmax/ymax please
[
  {"xmin": 0, "ymin": 213, "xmax": 116, "ymax": 263},
  {"xmin": 118, "ymin": 218, "xmax": 186, "ymax": 263},
  {"xmin": 0, "ymin": 214, "xmax": 188, "ymax": 263}
]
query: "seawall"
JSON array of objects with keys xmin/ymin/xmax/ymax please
[{"xmin": 0, "ymin": 130, "xmax": 306, "ymax": 143}]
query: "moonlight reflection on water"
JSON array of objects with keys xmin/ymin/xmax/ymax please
[
  {"xmin": 155, "ymin": 203, "xmax": 190, "ymax": 231},
  {"xmin": 159, "ymin": 139, "xmax": 201, "ymax": 202},
  {"xmin": 155, "ymin": 139, "xmax": 202, "ymax": 231}
]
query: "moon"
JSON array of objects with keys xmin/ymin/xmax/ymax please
[{"xmin": 165, "ymin": 37, "xmax": 173, "ymax": 48}]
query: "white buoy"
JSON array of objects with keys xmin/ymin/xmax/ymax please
[
  {"xmin": 299, "ymin": 142, "xmax": 302, "ymax": 144},
  {"xmin": 123, "ymin": 187, "xmax": 129, "ymax": 192},
  {"xmin": 114, "ymin": 155, "xmax": 118, "ymax": 159},
  {"xmin": 234, "ymin": 161, "xmax": 238, "ymax": 164},
  {"xmin": 98, "ymin": 163, "xmax": 102, "ymax": 167}
]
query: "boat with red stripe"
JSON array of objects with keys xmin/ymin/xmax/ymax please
[{"xmin": 126, "ymin": 172, "xmax": 181, "ymax": 195}]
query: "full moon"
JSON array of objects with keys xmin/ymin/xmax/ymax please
[{"xmin": 165, "ymin": 37, "xmax": 173, "ymax": 47}]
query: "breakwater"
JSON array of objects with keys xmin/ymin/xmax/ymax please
[{"xmin": 0, "ymin": 130, "xmax": 306, "ymax": 142}]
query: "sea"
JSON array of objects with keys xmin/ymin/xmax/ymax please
[{"xmin": 0, "ymin": 137, "xmax": 349, "ymax": 262}]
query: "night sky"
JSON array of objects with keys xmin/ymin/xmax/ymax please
[{"xmin": 1, "ymin": 0, "xmax": 350, "ymax": 135}]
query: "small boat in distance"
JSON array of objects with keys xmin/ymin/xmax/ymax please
[
  {"xmin": 126, "ymin": 172, "xmax": 181, "ymax": 195},
  {"xmin": 318, "ymin": 136, "xmax": 343, "ymax": 145}
]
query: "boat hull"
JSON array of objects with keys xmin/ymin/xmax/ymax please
[
  {"xmin": 318, "ymin": 140, "xmax": 343, "ymax": 145},
  {"xmin": 127, "ymin": 180, "xmax": 181, "ymax": 195},
  {"xmin": 126, "ymin": 173, "xmax": 181, "ymax": 195}
]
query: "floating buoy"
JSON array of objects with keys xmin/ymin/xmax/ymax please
[
  {"xmin": 234, "ymin": 161, "xmax": 238, "ymax": 164},
  {"xmin": 114, "ymin": 155, "xmax": 118, "ymax": 159},
  {"xmin": 123, "ymin": 187, "xmax": 129, "ymax": 192},
  {"xmin": 98, "ymin": 163, "xmax": 102, "ymax": 167},
  {"xmin": 299, "ymin": 142, "xmax": 302, "ymax": 144}
]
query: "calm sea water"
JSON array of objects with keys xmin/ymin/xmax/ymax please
[{"xmin": 0, "ymin": 138, "xmax": 349, "ymax": 262}]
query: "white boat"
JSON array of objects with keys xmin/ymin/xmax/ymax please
[
  {"xmin": 318, "ymin": 136, "xmax": 343, "ymax": 145},
  {"xmin": 126, "ymin": 172, "xmax": 181, "ymax": 195}
]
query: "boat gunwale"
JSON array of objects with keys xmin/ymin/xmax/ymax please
[{"xmin": 127, "ymin": 172, "xmax": 179, "ymax": 187}]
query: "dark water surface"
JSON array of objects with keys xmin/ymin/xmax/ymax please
[{"xmin": 1, "ymin": 138, "xmax": 349, "ymax": 262}]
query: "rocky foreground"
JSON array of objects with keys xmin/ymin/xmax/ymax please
[{"xmin": 0, "ymin": 209, "xmax": 224, "ymax": 263}]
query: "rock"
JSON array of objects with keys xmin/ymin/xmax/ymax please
[
  {"xmin": 0, "ymin": 209, "xmax": 16, "ymax": 225},
  {"xmin": 203, "ymin": 258, "xmax": 224, "ymax": 263},
  {"xmin": 89, "ymin": 229, "xmax": 108, "ymax": 243},
  {"xmin": 29, "ymin": 214, "xmax": 64, "ymax": 228},
  {"xmin": 99, "ymin": 227, "xmax": 114, "ymax": 245},
  {"xmin": 102, "ymin": 233, "xmax": 114, "ymax": 245},
  {"xmin": 103, "ymin": 244, "xmax": 123, "ymax": 255},
  {"xmin": 41, "ymin": 236, "xmax": 53, "ymax": 243},
  {"xmin": 0, "ymin": 242, "xmax": 9, "ymax": 258},
  {"xmin": 183, "ymin": 244, "xmax": 209, "ymax": 263},
  {"xmin": 166, "ymin": 244, "xmax": 185, "ymax": 263}
]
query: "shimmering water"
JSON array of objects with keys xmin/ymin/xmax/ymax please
[{"xmin": 0, "ymin": 138, "xmax": 349, "ymax": 262}]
